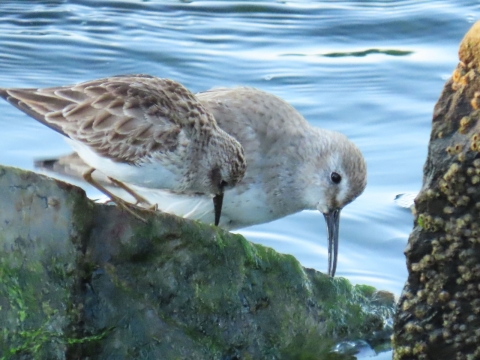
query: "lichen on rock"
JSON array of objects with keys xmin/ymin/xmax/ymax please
[{"xmin": 393, "ymin": 20, "xmax": 480, "ymax": 360}]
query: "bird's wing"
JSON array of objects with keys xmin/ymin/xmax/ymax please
[{"xmin": 0, "ymin": 75, "xmax": 213, "ymax": 164}]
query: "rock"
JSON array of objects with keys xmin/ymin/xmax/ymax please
[
  {"xmin": 393, "ymin": 20, "xmax": 480, "ymax": 360},
  {"xmin": 0, "ymin": 164, "xmax": 394, "ymax": 360}
]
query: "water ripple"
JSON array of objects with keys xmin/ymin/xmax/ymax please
[{"xmin": 0, "ymin": 0, "xmax": 478, "ymax": 304}]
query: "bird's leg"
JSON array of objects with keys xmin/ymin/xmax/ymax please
[
  {"xmin": 107, "ymin": 177, "xmax": 150, "ymax": 206},
  {"xmin": 82, "ymin": 167, "xmax": 147, "ymax": 223},
  {"xmin": 106, "ymin": 177, "xmax": 159, "ymax": 211}
]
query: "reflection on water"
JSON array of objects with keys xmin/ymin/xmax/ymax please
[
  {"xmin": 0, "ymin": 4, "xmax": 478, "ymax": 353},
  {"xmin": 322, "ymin": 49, "xmax": 414, "ymax": 57}
]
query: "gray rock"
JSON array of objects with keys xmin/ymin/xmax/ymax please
[
  {"xmin": 393, "ymin": 20, "xmax": 480, "ymax": 360},
  {"xmin": 0, "ymin": 164, "xmax": 394, "ymax": 359}
]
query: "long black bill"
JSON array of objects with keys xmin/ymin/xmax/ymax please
[
  {"xmin": 213, "ymin": 193, "xmax": 224, "ymax": 226},
  {"xmin": 323, "ymin": 209, "xmax": 341, "ymax": 277}
]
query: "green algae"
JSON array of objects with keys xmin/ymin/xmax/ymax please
[
  {"xmin": 0, "ymin": 164, "xmax": 394, "ymax": 359},
  {"xmin": 0, "ymin": 260, "xmax": 111, "ymax": 360},
  {"xmin": 83, "ymin": 209, "xmax": 393, "ymax": 358}
]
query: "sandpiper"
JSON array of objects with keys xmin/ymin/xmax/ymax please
[
  {"xmin": 0, "ymin": 75, "xmax": 246, "ymax": 225},
  {"xmin": 34, "ymin": 86, "xmax": 367, "ymax": 277}
]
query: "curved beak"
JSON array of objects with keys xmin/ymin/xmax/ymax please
[
  {"xmin": 213, "ymin": 193, "xmax": 224, "ymax": 226},
  {"xmin": 323, "ymin": 209, "xmax": 341, "ymax": 277}
]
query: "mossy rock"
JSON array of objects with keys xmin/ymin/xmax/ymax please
[{"xmin": 0, "ymin": 164, "xmax": 394, "ymax": 360}]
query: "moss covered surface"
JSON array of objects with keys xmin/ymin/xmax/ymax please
[
  {"xmin": 0, "ymin": 164, "xmax": 394, "ymax": 359},
  {"xmin": 0, "ymin": 166, "xmax": 103, "ymax": 359},
  {"xmin": 393, "ymin": 20, "xmax": 480, "ymax": 360}
]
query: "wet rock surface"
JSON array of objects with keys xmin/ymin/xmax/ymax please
[
  {"xmin": 393, "ymin": 21, "xmax": 480, "ymax": 360},
  {"xmin": 0, "ymin": 164, "xmax": 394, "ymax": 360}
]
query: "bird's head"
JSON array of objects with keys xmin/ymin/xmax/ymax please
[
  {"xmin": 301, "ymin": 130, "xmax": 367, "ymax": 277},
  {"xmin": 205, "ymin": 128, "xmax": 246, "ymax": 225}
]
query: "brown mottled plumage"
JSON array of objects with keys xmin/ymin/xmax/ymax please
[
  {"xmin": 0, "ymin": 75, "xmax": 246, "ymax": 225},
  {"xmin": 32, "ymin": 86, "xmax": 367, "ymax": 277}
]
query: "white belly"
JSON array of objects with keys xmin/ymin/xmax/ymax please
[
  {"xmin": 70, "ymin": 142, "xmax": 288, "ymax": 229},
  {"xmin": 68, "ymin": 139, "xmax": 182, "ymax": 190},
  {"xmin": 127, "ymin": 182, "xmax": 276, "ymax": 230}
]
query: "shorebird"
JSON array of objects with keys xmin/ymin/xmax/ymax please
[
  {"xmin": 0, "ymin": 75, "xmax": 246, "ymax": 225},
  {"xmin": 34, "ymin": 85, "xmax": 367, "ymax": 277}
]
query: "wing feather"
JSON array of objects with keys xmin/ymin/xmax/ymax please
[{"xmin": 0, "ymin": 75, "xmax": 213, "ymax": 164}]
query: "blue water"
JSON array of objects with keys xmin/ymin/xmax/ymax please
[{"xmin": 0, "ymin": 1, "xmax": 479, "ymax": 357}]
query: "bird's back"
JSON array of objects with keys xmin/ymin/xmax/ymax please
[{"xmin": 197, "ymin": 87, "xmax": 312, "ymax": 157}]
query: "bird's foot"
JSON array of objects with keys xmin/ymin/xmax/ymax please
[
  {"xmin": 109, "ymin": 195, "xmax": 149, "ymax": 223},
  {"xmin": 147, "ymin": 203, "xmax": 159, "ymax": 211},
  {"xmin": 107, "ymin": 177, "xmax": 152, "ymax": 207},
  {"xmin": 83, "ymin": 168, "xmax": 148, "ymax": 223}
]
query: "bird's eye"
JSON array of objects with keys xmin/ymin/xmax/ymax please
[{"xmin": 331, "ymin": 172, "xmax": 342, "ymax": 184}]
